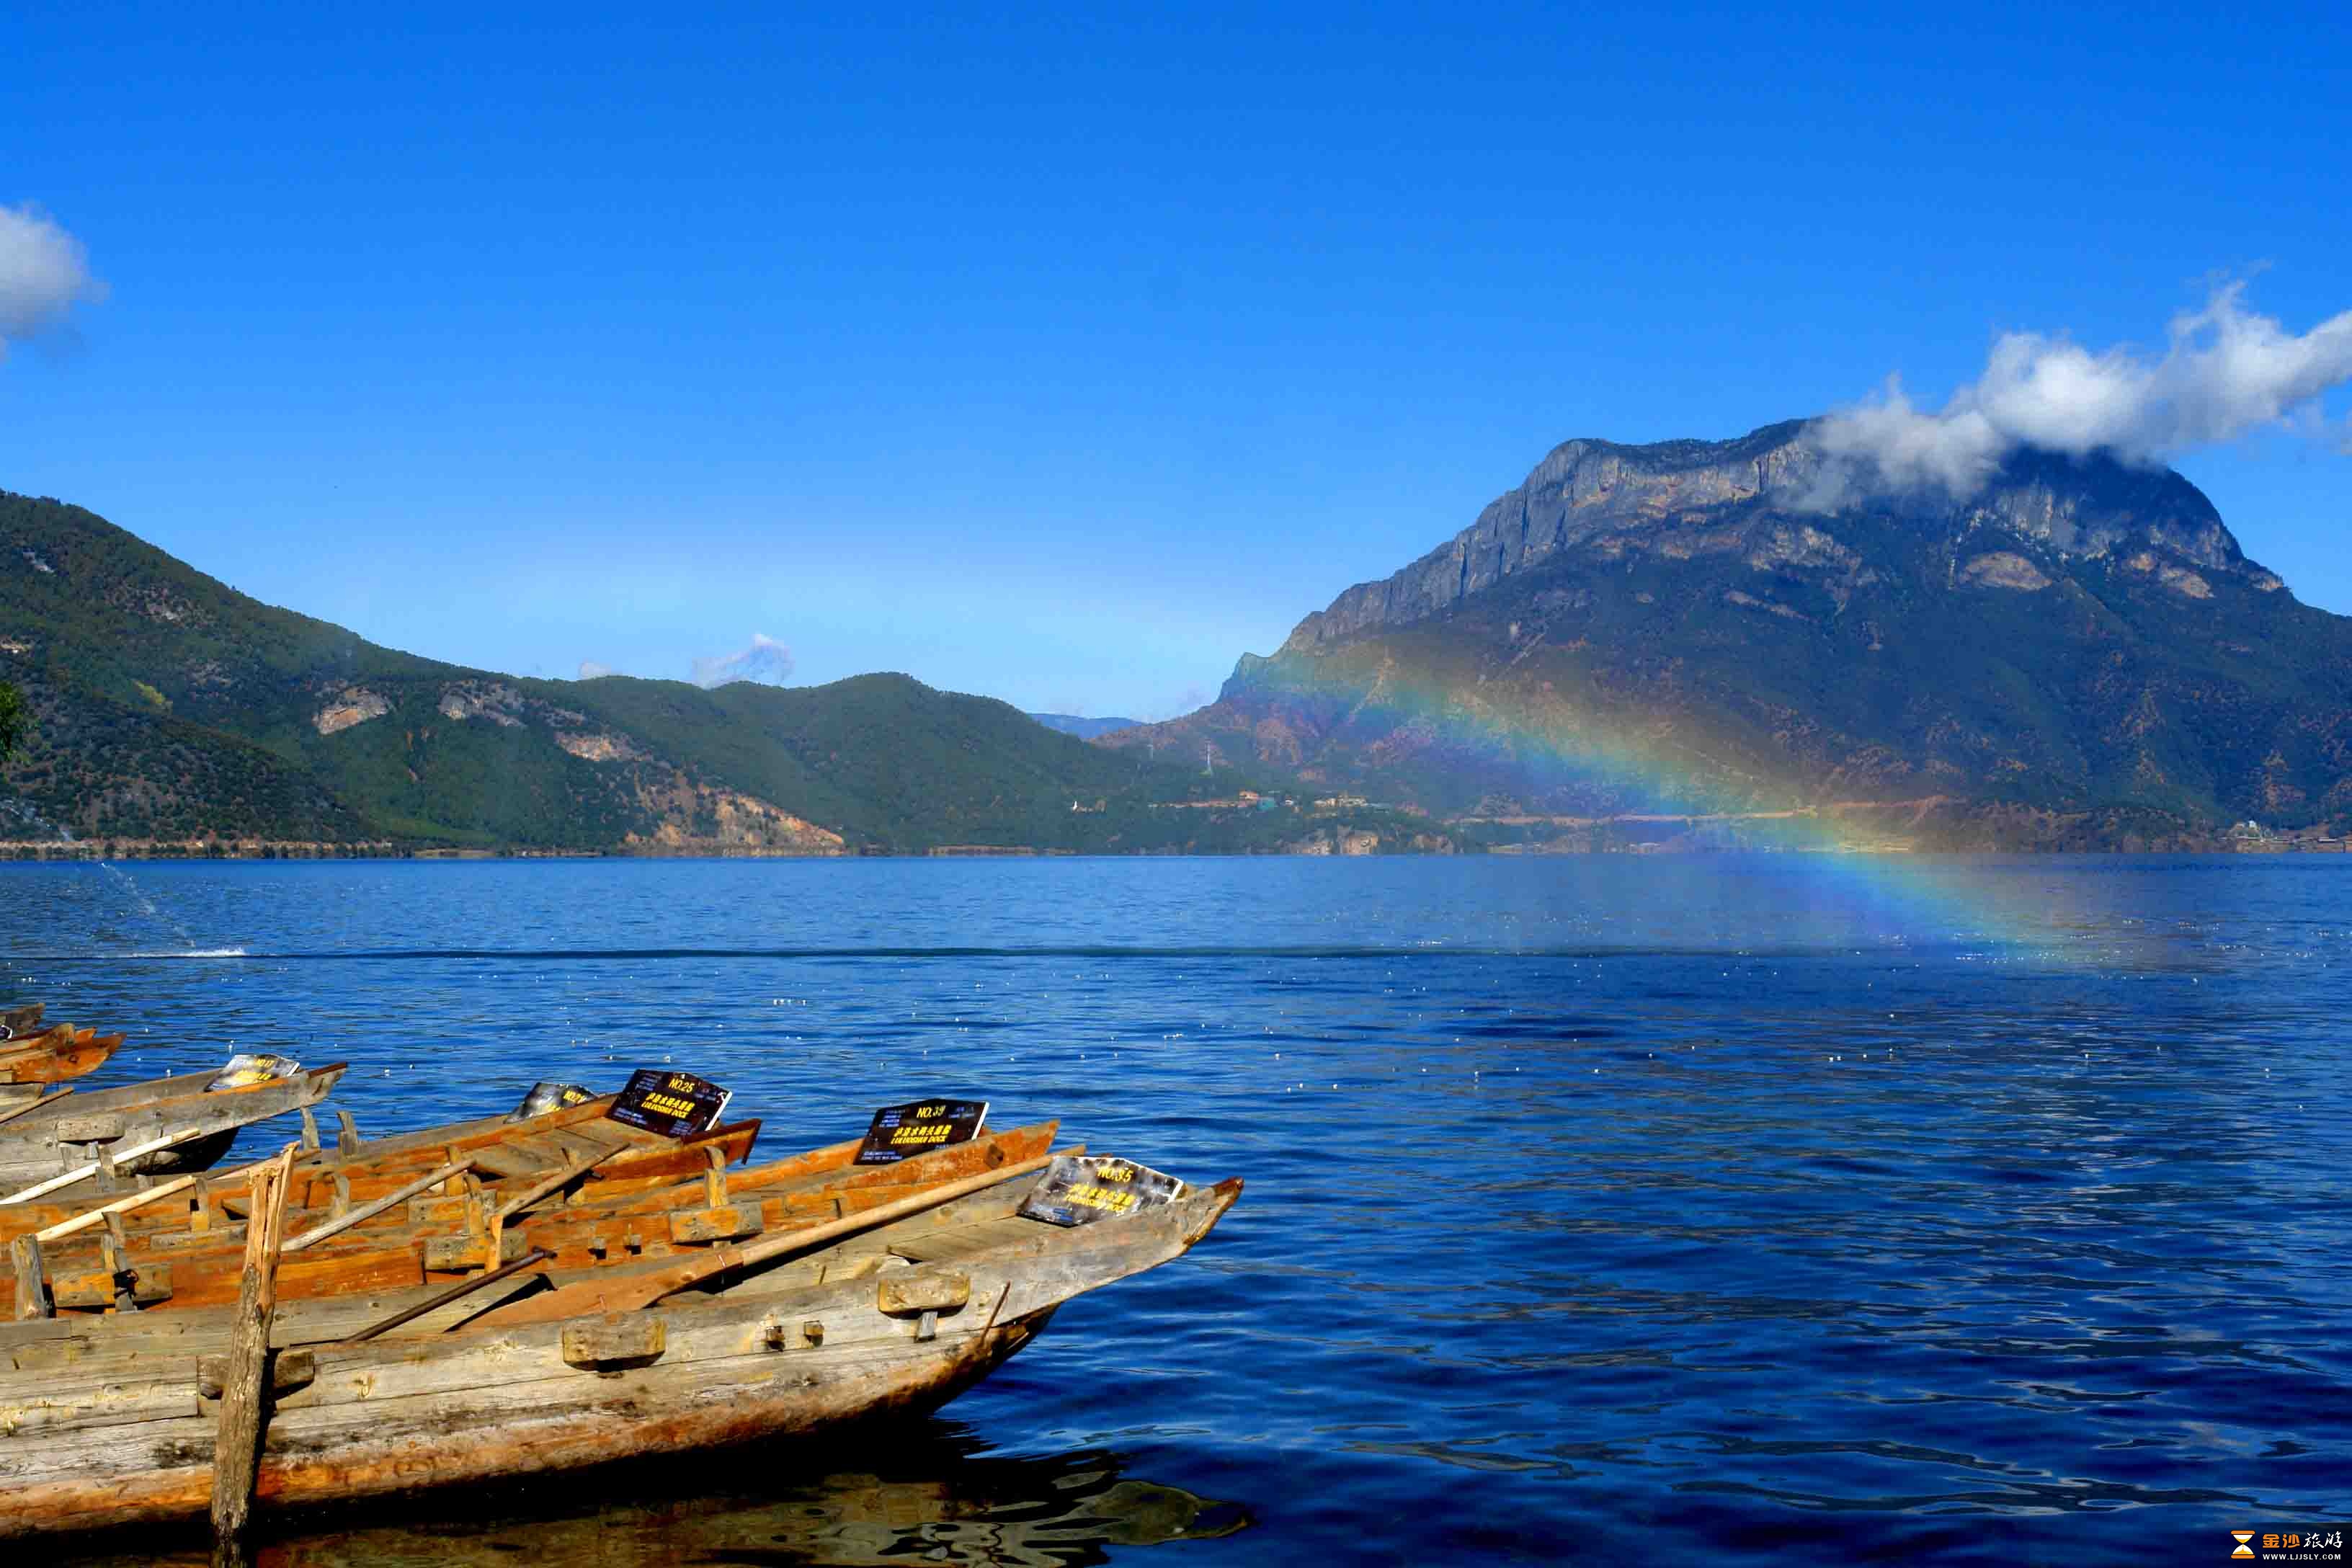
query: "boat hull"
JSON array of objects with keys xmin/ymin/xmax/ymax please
[
  {"xmin": 0, "ymin": 1065, "xmax": 346, "ymax": 1189},
  {"xmin": 0, "ymin": 1175, "xmax": 1239, "ymax": 1539},
  {"xmin": 0, "ymin": 1028, "xmax": 122, "ymax": 1084}
]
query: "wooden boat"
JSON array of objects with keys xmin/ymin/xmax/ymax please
[
  {"xmin": 0, "ymin": 1115, "xmax": 778, "ymax": 1313},
  {"xmin": 0, "ymin": 1025, "xmax": 123, "ymax": 1084},
  {"xmin": 0, "ymin": 1002, "xmax": 40, "ymax": 1037},
  {"xmin": 0, "ymin": 1157, "xmax": 1242, "ymax": 1539},
  {"xmin": 0, "ymin": 1064, "xmax": 347, "ymax": 1191},
  {"xmin": 0, "ymin": 1120, "xmax": 1046, "ymax": 1316},
  {"xmin": 0, "ymin": 1088, "xmax": 761, "ymax": 1239}
]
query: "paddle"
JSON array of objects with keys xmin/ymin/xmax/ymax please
[
  {"xmin": 0, "ymin": 1125, "xmax": 209, "ymax": 1206},
  {"xmin": 460, "ymin": 1151, "xmax": 1059, "ymax": 1331}
]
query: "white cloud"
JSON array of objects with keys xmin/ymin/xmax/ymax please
[
  {"xmin": 576, "ymin": 660, "xmax": 618, "ymax": 680},
  {"xmin": 691, "ymin": 633, "xmax": 793, "ymax": 689},
  {"xmin": 1805, "ymin": 282, "xmax": 2352, "ymax": 504},
  {"xmin": 0, "ymin": 205, "xmax": 106, "ymax": 355}
]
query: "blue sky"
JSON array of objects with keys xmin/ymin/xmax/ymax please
[{"xmin": 4, "ymin": 4, "xmax": 2348, "ymax": 718}]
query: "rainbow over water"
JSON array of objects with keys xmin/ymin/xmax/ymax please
[{"xmin": 1214, "ymin": 642, "xmax": 2126, "ymax": 962}]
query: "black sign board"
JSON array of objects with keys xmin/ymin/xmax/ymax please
[
  {"xmin": 605, "ymin": 1069, "xmax": 731, "ymax": 1139},
  {"xmin": 1018, "ymin": 1154, "xmax": 1188, "ymax": 1227},
  {"xmin": 854, "ymin": 1099, "xmax": 989, "ymax": 1165},
  {"xmin": 509, "ymin": 1081, "xmax": 597, "ymax": 1122}
]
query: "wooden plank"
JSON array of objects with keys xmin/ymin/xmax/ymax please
[
  {"xmin": 0, "ymin": 1126, "xmax": 207, "ymax": 1206},
  {"xmin": 197, "ymin": 1347, "xmax": 315, "ymax": 1401},
  {"xmin": 0, "ymin": 1090, "xmax": 66, "ymax": 1131},
  {"xmin": 540, "ymin": 1127, "xmax": 613, "ymax": 1162},
  {"xmin": 346, "ymin": 1247, "xmax": 554, "ymax": 1342},
  {"xmin": 30, "ymin": 1176, "xmax": 198, "ymax": 1244},
  {"xmin": 49, "ymin": 1261, "xmax": 171, "ymax": 1311},
  {"xmin": 0, "ymin": 1067, "xmax": 345, "ymax": 1190},
  {"xmin": 9, "ymin": 1236, "xmax": 47, "ymax": 1321},
  {"xmin": 560, "ymin": 1313, "xmax": 666, "ymax": 1368},
  {"xmin": 493, "ymin": 1144, "xmax": 623, "ymax": 1221},
  {"xmin": 210, "ymin": 1144, "xmax": 295, "ymax": 1558},
  {"xmin": 282, "ymin": 1159, "xmax": 471, "ymax": 1255},
  {"xmin": 465, "ymin": 1154, "xmax": 1060, "ymax": 1329}
]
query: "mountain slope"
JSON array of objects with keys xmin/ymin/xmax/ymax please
[
  {"xmin": 1105, "ymin": 424, "xmax": 2352, "ymax": 845},
  {"xmin": 0, "ymin": 490, "xmax": 1255, "ymax": 852},
  {"xmin": 1027, "ymin": 713, "xmax": 1144, "ymax": 740}
]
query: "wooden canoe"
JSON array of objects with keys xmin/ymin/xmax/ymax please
[
  {"xmin": 0, "ymin": 1090, "xmax": 756, "ymax": 1239},
  {"xmin": 0, "ymin": 1064, "xmax": 347, "ymax": 1190},
  {"xmin": 0, "ymin": 1087, "xmax": 628, "ymax": 1232},
  {"xmin": 0, "ymin": 1117, "xmax": 774, "ymax": 1311},
  {"xmin": 0, "ymin": 1162, "xmax": 1242, "ymax": 1539},
  {"xmin": 1, "ymin": 1121, "xmax": 1053, "ymax": 1315},
  {"xmin": 0, "ymin": 1002, "xmax": 39, "ymax": 1038},
  {"xmin": 0, "ymin": 1025, "xmax": 122, "ymax": 1084}
]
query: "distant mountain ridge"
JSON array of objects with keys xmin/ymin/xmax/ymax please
[
  {"xmin": 0, "ymin": 490, "xmax": 1290, "ymax": 854},
  {"xmin": 1105, "ymin": 421, "xmax": 2352, "ymax": 847},
  {"xmin": 17, "ymin": 413, "xmax": 2349, "ymax": 856},
  {"xmin": 1027, "ymin": 713, "xmax": 1144, "ymax": 740}
]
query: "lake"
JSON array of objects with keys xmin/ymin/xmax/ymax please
[{"xmin": 6, "ymin": 854, "xmax": 2349, "ymax": 1565}]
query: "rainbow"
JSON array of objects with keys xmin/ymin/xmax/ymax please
[{"xmin": 1230, "ymin": 643, "xmax": 2115, "ymax": 960}]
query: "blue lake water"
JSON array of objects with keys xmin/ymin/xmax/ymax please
[{"xmin": 6, "ymin": 855, "xmax": 2350, "ymax": 1566}]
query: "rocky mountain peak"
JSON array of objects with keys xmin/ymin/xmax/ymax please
[{"xmin": 1273, "ymin": 420, "xmax": 2278, "ymax": 659}]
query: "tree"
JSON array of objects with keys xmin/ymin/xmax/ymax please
[{"xmin": 0, "ymin": 680, "xmax": 24, "ymax": 764}]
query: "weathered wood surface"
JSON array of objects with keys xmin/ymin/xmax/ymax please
[
  {"xmin": 0, "ymin": 1065, "xmax": 347, "ymax": 1188},
  {"xmin": 30, "ymin": 1174, "xmax": 199, "ymax": 1243},
  {"xmin": 0, "ymin": 1087, "xmax": 68, "ymax": 1128},
  {"xmin": 0, "ymin": 1178, "xmax": 1061, "ymax": 1386},
  {"xmin": 0, "ymin": 1116, "xmax": 1043, "ymax": 1261},
  {"xmin": 467, "ymin": 1152, "xmax": 1061, "ymax": 1327},
  {"xmin": 210, "ymin": 1145, "xmax": 295, "ymax": 1556},
  {"xmin": 0, "ymin": 1002, "xmax": 41, "ymax": 1036},
  {"xmin": 0, "ymin": 1092, "xmax": 730, "ymax": 1239},
  {"xmin": 197, "ymin": 1092, "xmax": 625, "ymax": 1200},
  {"xmin": 0, "ymin": 1169, "xmax": 1242, "ymax": 1539},
  {"xmin": 0, "ymin": 1175, "xmax": 1069, "ymax": 1379},
  {"xmin": 0, "ymin": 1026, "xmax": 122, "ymax": 1084},
  {"xmin": 0, "ymin": 1125, "xmax": 208, "ymax": 1206},
  {"xmin": 0, "ymin": 1123, "xmax": 1063, "ymax": 1317}
]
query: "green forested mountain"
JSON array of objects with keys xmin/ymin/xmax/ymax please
[
  {"xmin": 0, "ymin": 489, "xmax": 1295, "ymax": 853},
  {"xmin": 1104, "ymin": 426, "xmax": 2352, "ymax": 849}
]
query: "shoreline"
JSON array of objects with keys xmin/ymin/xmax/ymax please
[{"xmin": 1, "ymin": 838, "xmax": 2344, "ymax": 862}]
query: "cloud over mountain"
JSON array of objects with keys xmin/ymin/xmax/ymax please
[
  {"xmin": 0, "ymin": 205, "xmax": 106, "ymax": 355},
  {"xmin": 690, "ymin": 633, "xmax": 793, "ymax": 688},
  {"xmin": 1805, "ymin": 283, "xmax": 2352, "ymax": 504}
]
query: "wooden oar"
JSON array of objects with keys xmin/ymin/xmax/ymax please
[
  {"xmin": 0, "ymin": 1126, "xmax": 208, "ymax": 1206},
  {"xmin": 463, "ymin": 1152, "xmax": 1059, "ymax": 1330},
  {"xmin": 31, "ymin": 1175, "xmax": 200, "ymax": 1244},
  {"xmin": 282, "ymin": 1158, "xmax": 476, "ymax": 1255},
  {"xmin": 342, "ymin": 1248, "xmax": 556, "ymax": 1343},
  {"xmin": 492, "ymin": 1143, "xmax": 623, "ymax": 1222}
]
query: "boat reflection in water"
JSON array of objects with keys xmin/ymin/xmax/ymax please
[{"xmin": 63, "ymin": 1423, "xmax": 1251, "ymax": 1568}]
